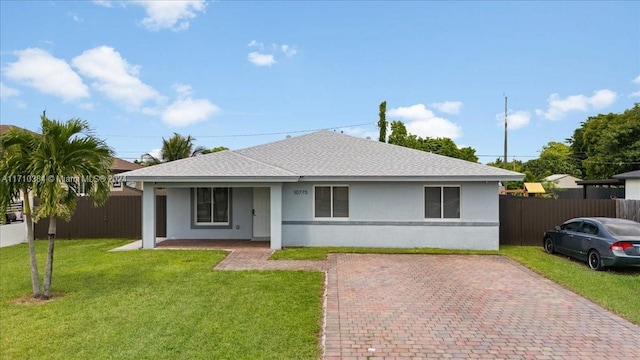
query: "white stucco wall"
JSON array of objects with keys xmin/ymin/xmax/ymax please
[
  {"xmin": 625, "ymin": 179, "xmax": 640, "ymax": 200},
  {"xmin": 162, "ymin": 181, "xmax": 501, "ymax": 250},
  {"xmin": 281, "ymin": 181, "xmax": 501, "ymax": 250},
  {"xmin": 166, "ymin": 187, "xmax": 254, "ymax": 239}
]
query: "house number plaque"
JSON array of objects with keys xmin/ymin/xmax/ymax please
[{"xmin": 293, "ymin": 190, "xmax": 308, "ymax": 195}]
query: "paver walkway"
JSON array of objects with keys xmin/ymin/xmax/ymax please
[{"xmin": 155, "ymin": 242, "xmax": 640, "ymax": 359}]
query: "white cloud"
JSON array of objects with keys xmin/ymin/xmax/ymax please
[
  {"xmin": 388, "ymin": 104, "xmax": 462, "ymax": 139},
  {"xmin": 339, "ymin": 127, "xmax": 378, "ymax": 140},
  {"xmin": 134, "ymin": 0, "xmax": 207, "ymax": 31},
  {"xmin": 173, "ymin": 83, "xmax": 193, "ymax": 98},
  {"xmin": 630, "ymin": 91, "xmax": 640, "ymax": 98},
  {"xmin": 281, "ymin": 44, "xmax": 298, "ymax": 57},
  {"xmin": 68, "ymin": 12, "xmax": 84, "ymax": 22},
  {"xmin": 162, "ymin": 98, "xmax": 220, "ymax": 127},
  {"xmin": 161, "ymin": 85, "xmax": 220, "ymax": 126},
  {"xmin": 92, "ymin": 0, "xmax": 112, "ymax": 7},
  {"xmin": 248, "ymin": 52, "xmax": 276, "ymax": 67},
  {"xmin": 72, "ymin": 46, "xmax": 162, "ymax": 111},
  {"xmin": 536, "ymin": 89, "xmax": 617, "ymax": 121},
  {"xmin": 247, "ymin": 40, "xmax": 297, "ymax": 66},
  {"xmin": 247, "ymin": 40, "xmax": 263, "ymax": 49},
  {"xmin": 633, "ymin": 75, "xmax": 640, "ymax": 85},
  {"xmin": 429, "ymin": 101, "xmax": 463, "ymax": 115},
  {"xmin": 4, "ymin": 48, "xmax": 89, "ymax": 101},
  {"xmin": 495, "ymin": 110, "xmax": 531, "ymax": 130},
  {"xmin": 0, "ymin": 82, "xmax": 20, "ymax": 100}
]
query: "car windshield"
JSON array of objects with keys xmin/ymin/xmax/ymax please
[{"xmin": 603, "ymin": 222, "xmax": 640, "ymax": 237}]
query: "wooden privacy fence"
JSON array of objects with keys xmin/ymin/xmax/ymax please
[
  {"xmin": 34, "ymin": 195, "xmax": 166, "ymax": 239},
  {"xmin": 499, "ymin": 196, "xmax": 620, "ymax": 246}
]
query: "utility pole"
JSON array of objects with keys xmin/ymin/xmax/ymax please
[{"xmin": 503, "ymin": 95, "xmax": 508, "ymax": 169}]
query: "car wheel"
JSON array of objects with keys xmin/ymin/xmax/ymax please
[
  {"xmin": 544, "ymin": 237, "xmax": 555, "ymax": 254},
  {"xmin": 587, "ymin": 250, "xmax": 603, "ymax": 271}
]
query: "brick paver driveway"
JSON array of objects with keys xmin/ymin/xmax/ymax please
[
  {"xmin": 324, "ymin": 254, "xmax": 640, "ymax": 360},
  {"xmin": 173, "ymin": 242, "xmax": 640, "ymax": 359}
]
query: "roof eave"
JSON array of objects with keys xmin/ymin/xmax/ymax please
[
  {"xmin": 298, "ymin": 175, "xmax": 525, "ymax": 182},
  {"xmin": 116, "ymin": 175, "xmax": 300, "ymax": 183}
]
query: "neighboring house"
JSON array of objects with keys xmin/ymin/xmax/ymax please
[
  {"xmin": 120, "ymin": 131, "xmax": 524, "ymax": 250},
  {"xmin": 544, "ymin": 174, "xmax": 583, "ymax": 189},
  {"xmin": 613, "ymin": 170, "xmax": 640, "ymax": 200},
  {"xmin": 110, "ymin": 158, "xmax": 143, "ymax": 194}
]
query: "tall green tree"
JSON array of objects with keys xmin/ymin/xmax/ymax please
[
  {"xmin": 0, "ymin": 128, "xmax": 41, "ymax": 296},
  {"xmin": 521, "ymin": 141, "xmax": 581, "ymax": 181},
  {"xmin": 377, "ymin": 101, "xmax": 387, "ymax": 142},
  {"xmin": 387, "ymin": 120, "xmax": 478, "ymax": 162},
  {"xmin": 5, "ymin": 115, "xmax": 114, "ymax": 299},
  {"xmin": 143, "ymin": 133, "xmax": 206, "ymax": 164},
  {"xmin": 568, "ymin": 104, "xmax": 640, "ymax": 179}
]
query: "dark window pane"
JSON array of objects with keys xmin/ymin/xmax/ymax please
[
  {"xmin": 425, "ymin": 187, "xmax": 442, "ymax": 218},
  {"xmin": 315, "ymin": 186, "xmax": 331, "ymax": 217},
  {"xmin": 562, "ymin": 221, "xmax": 581, "ymax": 232},
  {"xmin": 443, "ymin": 187, "xmax": 460, "ymax": 219},
  {"xmin": 213, "ymin": 188, "xmax": 229, "ymax": 223},
  {"xmin": 196, "ymin": 188, "xmax": 212, "ymax": 223},
  {"xmin": 333, "ymin": 186, "xmax": 349, "ymax": 217}
]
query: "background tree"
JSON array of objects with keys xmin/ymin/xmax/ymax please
[
  {"xmin": 521, "ymin": 141, "xmax": 581, "ymax": 181},
  {"xmin": 201, "ymin": 146, "xmax": 229, "ymax": 154},
  {"xmin": 387, "ymin": 120, "xmax": 478, "ymax": 162},
  {"xmin": 568, "ymin": 104, "xmax": 640, "ymax": 179},
  {"xmin": 143, "ymin": 133, "xmax": 206, "ymax": 164},
  {"xmin": 30, "ymin": 115, "xmax": 113, "ymax": 299},
  {"xmin": 377, "ymin": 101, "xmax": 387, "ymax": 142},
  {"xmin": 0, "ymin": 128, "xmax": 41, "ymax": 296}
]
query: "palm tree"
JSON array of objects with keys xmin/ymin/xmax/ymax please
[
  {"xmin": 30, "ymin": 115, "xmax": 113, "ymax": 299},
  {"xmin": 143, "ymin": 133, "xmax": 206, "ymax": 164},
  {"xmin": 0, "ymin": 127, "xmax": 41, "ymax": 296}
]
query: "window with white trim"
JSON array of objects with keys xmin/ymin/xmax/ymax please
[
  {"xmin": 314, "ymin": 185, "xmax": 349, "ymax": 218},
  {"xmin": 425, "ymin": 186, "xmax": 460, "ymax": 219},
  {"xmin": 194, "ymin": 187, "xmax": 230, "ymax": 225}
]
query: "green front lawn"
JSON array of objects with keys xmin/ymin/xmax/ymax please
[
  {"xmin": 271, "ymin": 246, "xmax": 500, "ymax": 260},
  {"xmin": 0, "ymin": 240, "xmax": 322, "ymax": 360},
  {"xmin": 1, "ymin": 241, "xmax": 638, "ymax": 360}
]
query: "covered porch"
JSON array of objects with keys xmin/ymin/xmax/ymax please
[{"xmin": 141, "ymin": 182, "xmax": 286, "ymax": 250}]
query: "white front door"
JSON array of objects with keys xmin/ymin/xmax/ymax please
[{"xmin": 252, "ymin": 187, "xmax": 271, "ymax": 239}]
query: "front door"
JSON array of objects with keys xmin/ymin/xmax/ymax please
[{"xmin": 252, "ymin": 187, "xmax": 271, "ymax": 239}]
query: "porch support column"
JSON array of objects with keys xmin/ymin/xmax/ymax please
[
  {"xmin": 142, "ymin": 184, "xmax": 156, "ymax": 249},
  {"xmin": 269, "ymin": 184, "xmax": 282, "ymax": 250}
]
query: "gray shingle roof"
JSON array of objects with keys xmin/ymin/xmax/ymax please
[
  {"xmin": 121, "ymin": 131, "xmax": 524, "ymax": 182},
  {"xmin": 613, "ymin": 170, "xmax": 640, "ymax": 179}
]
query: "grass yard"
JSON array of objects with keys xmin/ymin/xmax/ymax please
[
  {"xmin": 0, "ymin": 240, "xmax": 323, "ymax": 360},
  {"xmin": 271, "ymin": 246, "xmax": 500, "ymax": 260},
  {"xmin": 501, "ymin": 245, "xmax": 640, "ymax": 325}
]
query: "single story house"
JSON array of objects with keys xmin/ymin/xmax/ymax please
[
  {"xmin": 119, "ymin": 131, "xmax": 524, "ymax": 250},
  {"xmin": 544, "ymin": 174, "xmax": 583, "ymax": 189},
  {"xmin": 613, "ymin": 170, "xmax": 640, "ymax": 200}
]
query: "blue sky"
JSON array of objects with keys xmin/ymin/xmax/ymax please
[{"xmin": 1, "ymin": 1, "xmax": 638, "ymax": 164}]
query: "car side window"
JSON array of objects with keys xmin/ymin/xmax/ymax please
[
  {"xmin": 562, "ymin": 221, "xmax": 581, "ymax": 232},
  {"xmin": 580, "ymin": 222, "xmax": 599, "ymax": 236}
]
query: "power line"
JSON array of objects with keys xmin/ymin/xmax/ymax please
[{"xmin": 103, "ymin": 122, "xmax": 375, "ymax": 138}]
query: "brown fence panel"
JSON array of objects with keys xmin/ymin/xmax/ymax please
[
  {"xmin": 34, "ymin": 195, "xmax": 166, "ymax": 239},
  {"xmin": 499, "ymin": 197, "xmax": 616, "ymax": 246}
]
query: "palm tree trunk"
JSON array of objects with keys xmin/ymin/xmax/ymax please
[
  {"xmin": 42, "ymin": 216, "xmax": 56, "ymax": 299},
  {"xmin": 22, "ymin": 189, "xmax": 41, "ymax": 298}
]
